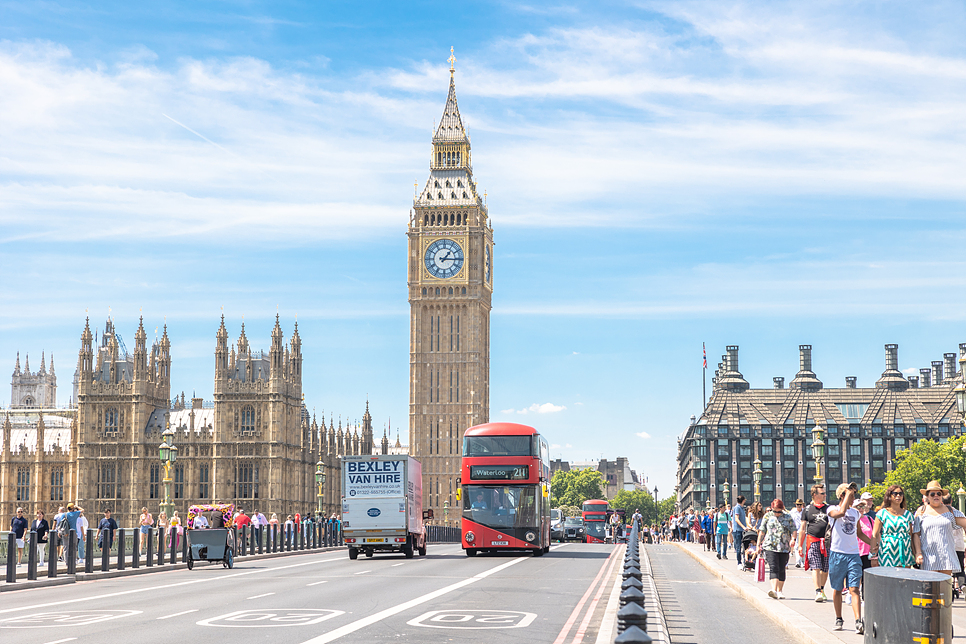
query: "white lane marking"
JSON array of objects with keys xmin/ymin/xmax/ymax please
[
  {"xmin": 199, "ymin": 609, "xmax": 344, "ymax": 628},
  {"xmin": 354, "ymin": 570, "xmax": 371, "ymax": 575},
  {"xmin": 408, "ymin": 610, "xmax": 537, "ymax": 630},
  {"xmin": 158, "ymin": 609, "xmax": 199, "ymax": 620},
  {"xmin": 247, "ymin": 593, "xmax": 276, "ymax": 600},
  {"xmin": 0, "ymin": 556, "xmax": 345, "ymax": 615},
  {"xmin": 42, "ymin": 639, "xmax": 77, "ymax": 644},
  {"xmin": 0, "ymin": 610, "xmax": 142, "ymax": 628},
  {"xmin": 307, "ymin": 581, "xmax": 328, "ymax": 586},
  {"xmin": 391, "ymin": 563, "xmax": 405, "ymax": 567},
  {"xmin": 298, "ymin": 557, "xmax": 527, "ymax": 644}
]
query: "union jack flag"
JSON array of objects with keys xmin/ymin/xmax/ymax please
[{"xmin": 703, "ymin": 343, "xmax": 707, "ymax": 369}]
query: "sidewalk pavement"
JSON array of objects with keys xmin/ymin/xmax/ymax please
[{"xmin": 673, "ymin": 540, "xmax": 966, "ymax": 644}]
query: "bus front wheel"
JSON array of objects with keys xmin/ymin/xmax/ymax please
[{"xmin": 465, "ymin": 548, "xmax": 477, "ymax": 557}]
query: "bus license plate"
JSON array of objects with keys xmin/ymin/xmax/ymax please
[
  {"xmin": 491, "ymin": 541, "xmax": 508, "ymax": 546},
  {"xmin": 366, "ymin": 538, "xmax": 384, "ymax": 543}
]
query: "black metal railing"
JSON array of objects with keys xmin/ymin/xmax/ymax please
[
  {"xmin": 616, "ymin": 521, "xmax": 652, "ymax": 643},
  {"xmin": 426, "ymin": 525, "xmax": 461, "ymax": 543}
]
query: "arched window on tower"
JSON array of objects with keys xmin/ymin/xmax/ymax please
[
  {"xmin": 448, "ymin": 287, "xmax": 453, "ymax": 295},
  {"xmin": 435, "ymin": 288, "xmax": 440, "ymax": 295},
  {"xmin": 22, "ymin": 396, "xmax": 35, "ymax": 408},
  {"xmin": 461, "ymin": 287, "xmax": 466, "ymax": 295},
  {"xmin": 422, "ymin": 287, "xmax": 427, "ymax": 295},
  {"xmin": 451, "ymin": 192, "xmax": 457, "ymax": 199},
  {"xmin": 445, "ymin": 180, "xmax": 451, "ymax": 188},
  {"xmin": 457, "ymin": 179, "xmax": 463, "ymax": 187},
  {"xmin": 438, "ymin": 192, "xmax": 444, "ymax": 199},
  {"xmin": 241, "ymin": 405, "xmax": 256, "ymax": 434},
  {"xmin": 104, "ymin": 407, "xmax": 119, "ymax": 434},
  {"xmin": 434, "ymin": 180, "xmax": 440, "ymax": 188},
  {"xmin": 463, "ymin": 192, "xmax": 468, "ymax": 198},
  {"xmin": 424, "ymin": 215, "xmax": 428, "ymax": 225}
]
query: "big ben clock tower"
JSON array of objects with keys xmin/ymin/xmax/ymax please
[{"xmin": 409, "ymin": 49, "xmax": 493, "ymax": 525}]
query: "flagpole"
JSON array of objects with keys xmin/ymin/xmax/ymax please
[{"xmin": 702, "ymin": 342, "xmax": 707, "ymax": 409}]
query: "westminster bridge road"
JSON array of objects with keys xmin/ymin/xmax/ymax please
[{"xmin": 1, "ymin": 543, "xmax": 633, "ymax": 644}]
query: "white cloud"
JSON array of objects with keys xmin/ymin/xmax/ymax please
[
  {"xmin": 501, "ymin": 402, "xmax": 567, "ymax": 415},
  {"xmin": 636, "ymin": 431, "xmax": 651, "ymax": 439}
]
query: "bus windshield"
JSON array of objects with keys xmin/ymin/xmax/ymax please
[
  {"xmin": 463, "ymin": 435, "xmax": 533, "ymax": 457},
  {"xmin": 585, "ymin": 520, "xmax": 606, "ymax": 540},
  {"xmin": 462, "ymin": 485, "xmax": 538, "ymax": 529}
]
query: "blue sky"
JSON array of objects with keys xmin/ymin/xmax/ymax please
[{"xmin": 2, "ymin": 1, "xmax": 966, "ymax": 496}]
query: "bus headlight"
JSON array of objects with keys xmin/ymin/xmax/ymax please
[
  {"xmin": 465, "ymin": 531, "xmax": 475, "ymax": 543},
  {"xmin": 525, "ymin": 531, "xmax": 536, "ymax": 542}
]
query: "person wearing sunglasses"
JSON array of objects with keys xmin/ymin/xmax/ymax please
[
  {"xmin": 914, "ymin": 480, "xmax": 966, "ymax": 576},
  {"xmin": 827, "ymin": 482, "xmax": 873, "ymax": 634},
  {"xmin": 870, "ymin": 485, "xmax": 920, "ymax": 568},
  {"xmin": 798, "ymin": 484, "xmax": 831, "ymax": 603}
]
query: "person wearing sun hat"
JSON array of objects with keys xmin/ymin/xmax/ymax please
[{"xmin": 916, "ymin": 480, "xmax": 966, "ymax": 575}]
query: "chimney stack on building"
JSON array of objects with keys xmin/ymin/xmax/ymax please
[
  {"xmin": 907, "ymin": 376, "xmax": 919, "ymax": 388},
  {"xmin": 876, "ymin": 343, "xmax": 909, "ymax": 391},
  {"xmin": 920, "ymin": 368, "xmax": 932, "ymax": 388},
  {"xmin": 932, "ymin": 361, "xmax": 944, "ymax": 386},
  {"xmin": 944, "ymin": 353, "xmax": 956, "ymax": 382},
  {"xmin": 773, "ymin": 377, "xmax": 785, "ymax": 389},
  {"xmin": 790, "ymin": 344, "xmax": 823, "ymax": 392},
  {"xmin": 716, "ymin": 345, "xmax": 750, "ymax": 392},
  {"xmin": 846, "ymin": 376, "xmax": 857, "ymax": 388}
]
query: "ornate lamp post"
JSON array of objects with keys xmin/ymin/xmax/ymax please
[
  {"xmin": 315, "ymin": 460, "xmax": 326, "ymax": 515},
  {"xmin": 159, "ymin": 423, "xmax": 178, "ymax": 519},
  {"xmin": 753, "ymin": 458, "xmax": 763, "ymax": 504},
  {"xmin": 722, "ymin": 479, "xmax": 730, "ymax": 507},
  {"xmin": 957, "ymin": 487, "xmax": 966, "ymax": 515},
  {"xmin": 811, "ymin": 425, "xmax": 826, "ymax": 486},
  {"xmin": 443, "ymin": 500, "xmax": 449, "ymax": 524}
]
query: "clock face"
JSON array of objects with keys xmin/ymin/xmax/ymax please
[
  {"xmin": 485, "ymin": 245, "xmax": 491, "ymax": 282},
  {"xmin": 424, "ymin": 239, "xmax": 464, "ymax": 279}
]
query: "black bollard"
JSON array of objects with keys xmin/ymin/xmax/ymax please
[
  {"xmin": 617, "ymin": 601, "xmax": 648, "ymax": 634},
  {"xmin": 250, "ymin": 526, "xmax": 256, "ymax": 556},
  {"xmin": 182, "ymin": 529, "xmax": 188, "ymax": 562},
  {"xmin": 66, "ymin": 530, "xmax": 77, "ymax": 575},
  {"xmin": 300, "ymin": 526, "xmax": 305, "ymax": 550},
  {"xmin": 614, "ymin": 625, "xmax": 652, "ymax": 643},
  {"xmin": 241, "ymin": 526, "xmax": 248, "ymax": 556},
  {"xmin": 621, "ymin": 576, "xmax": 644, "ymax": 592},
  {"xmin": 157, "ymin": 527, "xmax": 166, "ymax": 565},
  {"xmin": 85, "ymin": 528, "xmax": 95, "ymax": 573},
  {"xmin": 620, "ymin": 586, "xmax": 646, "ymax": 609},
  {"xmin": 117, "ymin": 529, "xmax": 126, "ymax": 570},
  {"xmin": 257, "ymin": 526, "xmax": 263, "ymax": 554},
  {"xmin": 146, "ymin": 527, "xmax": 155, "ymax": 567},
  {"xmin": 169, "ymin": 528, "xmax": 177, "ymax": 564},
  {"xmin": 132, "ymin": 529, "xmax": 140, "ymax": 568},
  {"xmin": 100, "ymin": 529, "xmax": 110, "ymax": 572},
  {"xmin": 48, "ymin": 530, "xmax": 59, "ymax": 578},
  {"xmin": 27, "ymin": 529, "xmax": 38, "ymax": 580},
  {"xmin": 5, "ymin": 533, "xmax": 15, "ymax": 583}
]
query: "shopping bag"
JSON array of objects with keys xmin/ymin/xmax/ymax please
[
  {"xmin": 698, "ymin": 533, "xmax": 705, "ymax": 544},
  {"xmin": 756, "ymin": 556, "xmax": 766, "ymax": 583}
]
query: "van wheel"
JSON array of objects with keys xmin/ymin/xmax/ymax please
[
  {"xmin": 533, "ymin": 547, "xmax": 544, "ymax": 557},
  {"xmin": 465, "ymin": 548, "xmax": 477, "ymax": 557},
  {"xmin": 418, "ymin": 540, "xmax": 427, "ymax": 557},
  {"xmin": 403, "ymin": 536, "xmax": 415, "ymax": 559},
  {"xmin": 348, "ymin": 547, "xmax": 358, "ymax": 560}
]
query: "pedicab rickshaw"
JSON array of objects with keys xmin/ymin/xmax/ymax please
[{"xmin": 185, "ymin": 503, "xmax": 236, "ymax": 570}]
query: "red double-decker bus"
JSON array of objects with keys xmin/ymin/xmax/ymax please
[
  {"xmin": 460, "ymin": 422, "xmax": 551, "ymax": 557},
  {"xmin": 582, "ymin": 499, "xmax": 608, "ymax": 543}
]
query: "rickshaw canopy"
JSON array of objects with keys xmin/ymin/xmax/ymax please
[{"xmin": 188, "ymin": 503, "xmax": 235, "ymax": 528}]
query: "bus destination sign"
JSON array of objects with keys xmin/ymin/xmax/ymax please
[{"xmin": 470, "ymin": 465, "xmax": 529, "ymax": 481}]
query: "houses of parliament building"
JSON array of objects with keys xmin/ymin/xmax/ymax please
[{"xmin": 0, "ymin": 316, "xmax": 397, "ymax": 528}]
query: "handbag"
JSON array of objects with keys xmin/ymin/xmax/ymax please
[
  {"xmin": 756, "ymin": 556, "xmax": 766, "ymax": 582},
  {"xmin": 698, "ymin": 533, "xmax": 705, "ymax": 544}
]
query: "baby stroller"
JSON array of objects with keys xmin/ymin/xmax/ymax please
[{"xmin": 740, "ymin": 530, "xmax": 758, "ymax": 571}]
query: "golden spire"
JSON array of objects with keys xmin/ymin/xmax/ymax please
[{"xmin": 448, "ymin": 47, "xmax": 456, "ymax": 76}]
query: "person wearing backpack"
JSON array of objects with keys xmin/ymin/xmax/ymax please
[
  {"xmin": 59, "ymin": 502, "xmax": 83, "ymax": 562},
  {"xmin": 731, "ymin": 496, "xmax": 748, "ymax": 569}
]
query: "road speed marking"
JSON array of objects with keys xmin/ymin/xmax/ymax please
[
  {"xmin": 198, "ymin": 609, "xmax": 344, "ymax": 628},
  {"xmin": 0, "ymin": 610, "xmax": 141, "ymax": 628},
  {"xmin": 408, "ymin": 610, "xmax": 537, "ymax": 629}
]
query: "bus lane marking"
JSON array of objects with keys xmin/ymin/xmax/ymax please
[
  {"xmin": 42, "ymin": 639, "xmax": 76, "ymax": 644},
  {"xmin": 307, "ymin": 581, "xmax": 328, "ymax": 586},
  {"xmin": 552, "ymin": 546, "xmax": 621, "ymax": 644},
  {"xmin": 298, "ymin": 556, "xmax": 528, "ymax": 644},
  {"xmin": 408, "ymin": 610, "xmax": 537, "ymax": 629},
  {"xmin": 0, "ymin": 610, "xmax": 142, "ymax": 628},
  {"xmin": 158, "ymin": 609, "xmax": 198, "ymax": 620},
  {"xmin": 247, "ymin": 592, "xmax": 276, "ymax": 599}
]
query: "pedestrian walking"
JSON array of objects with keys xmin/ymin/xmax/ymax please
[
  {"xmin": 756, "ymin": 499, "xmax": 797, "ymax": 599},
  {"xmin": 30, "ymin": 510, "xmax": 50, "ymax": 565},
  {"xmin": 97, "ymin": 509, "xmax": 118, "ymax": 550},
  {"xmin": 157, "ymin": 511, "xmax": 169, "ymax": 549},
  {"xmin": 870, "ymin": 484, "xmax": 919, "ymax": 568},
  {"xmin": 702, "ymin": 509, "xmax": 714, "ymax": 551},
  {"xmin": 789, "ymin": 499, "xmax": 805, "ymax": 567},
  {"xmin": 855, "ymin": 495, "xmax": 876, "ymax": 600},
  {"xmin": 798, "ymin": 484, "xmax": 830, "ymax": 603},
  {"xmin": 76, "ymin": 509, "xmax": 89, "ymax": 562},
  {"xmin": 139, "ymin": 507, "xmax": 153, "ymax": 553},
  {"xmin": 715, "ymin": 504, "xmax": 731, "ymax": 560},
  {"xmin": 731, "ymin": 496, "xmax": 748, "ymax": 569},
  {"xmin": 10, "ymin": 507, "xmax": 29, "ymax": 564},
  {"xmin": 828, "ymin": 482, "xmax": 872, "ymax": 634},
  {"xmin": 914, "ymin": 480, "xmax": 966, "ymax": 575}
]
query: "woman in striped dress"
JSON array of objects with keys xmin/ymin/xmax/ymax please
[
  {"xmin": 915, "ymin": 481, "xmax": 966, "ymax": 574},
  {"xmin": 871, "ymin": 484, "xmax": 920, "ymax": 568}
]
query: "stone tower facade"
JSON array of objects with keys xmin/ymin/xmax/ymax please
[
  {"xmin": 74, "ymin": 317, "xmax": 171, "ymax": 526},
  {"xmin": 408, "ymin": 53, "xmax": 493, "ymax": 524},
  {"xmin": 11, "ymin": 352, "xmax": 57, "ymax": 408}
]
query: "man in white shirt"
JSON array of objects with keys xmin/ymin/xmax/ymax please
[
  {"xmin": 193, "ymin": 514, "xmax": 209, "ymax": 529},
  {"xmin": 76, "ymin": 510, "xmax": 89, "ymax": 563},
  {"xmin": 789, "ymin": 498, "xmax": 805, "ymax": 567},
  {"xmin": 828, "ymin": 483, "xmax": 873, "ymax": 635}
]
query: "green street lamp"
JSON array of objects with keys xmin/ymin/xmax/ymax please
[
  {"xmin": 753, "ymin": 458, "xmax": 763, "ymax": 504},
  {"xmin": 443, "ymin": 500, "xmax": 449, "ymax": 523},
  {"xmin": 722, "ymin": 480, "xmax": 730, "ymax": 507},
  {"xmin": 957, "ymin": 487, "xmax": 966, "ymax": 515},
  {"xmin": 811, "ymin": 425, "xmax": 826, "ymax": 486},
  {"xmin": 315, "ymin": 460, "xmax": 326, "ymax": 515},
  {"xmin": 159, "ymin": 422, "xmax": 177, "ymax": 519}
]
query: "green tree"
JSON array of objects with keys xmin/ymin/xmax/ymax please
[
  {"xmin": 860, "ymin": 436, "xmax": 966, "ymax": 511},
  {"xmin": 657, "ymin": 496, "xmax": 676, "ymax": 522},
  {"xmin": 610, "ymin": 489, "xmax": 657, "ymax": 524},
  {"xmin": 550, "ymin": 469, "xmax": 605, "ymax": 508}
]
